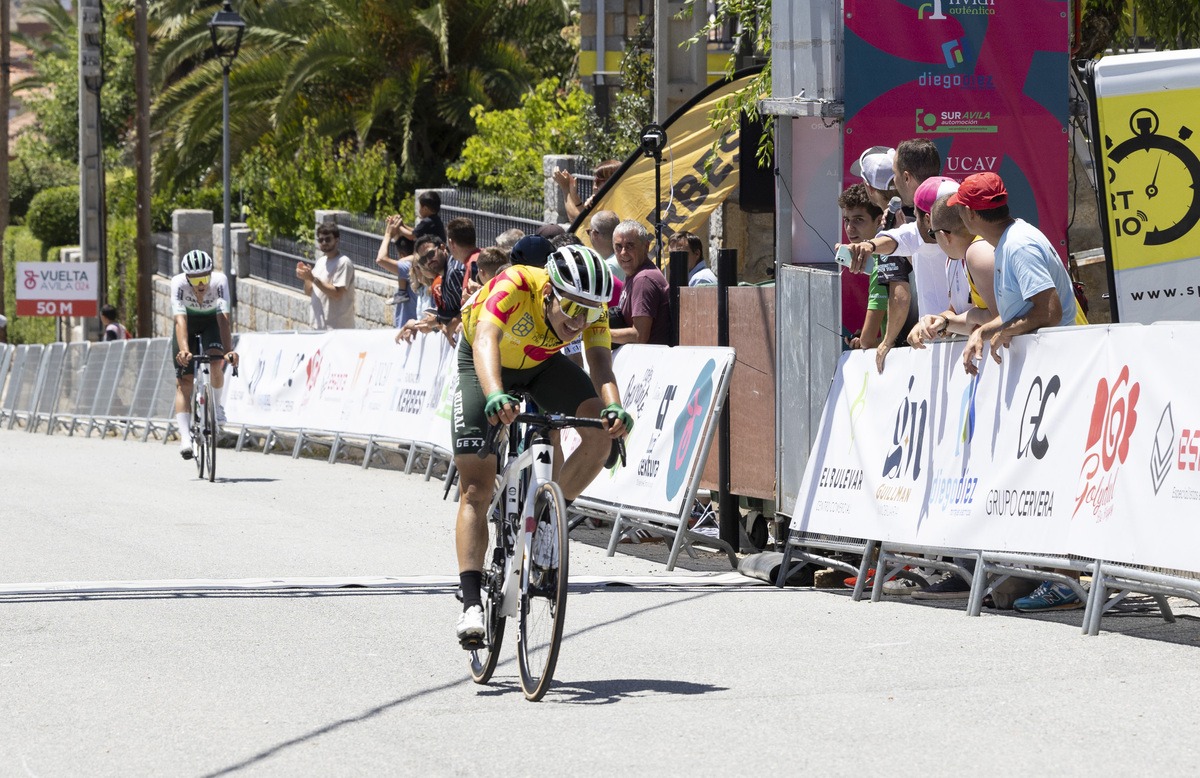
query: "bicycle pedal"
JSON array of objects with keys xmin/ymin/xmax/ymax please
[{"xmin": 459, "ymin": 636, "xmax": 486, "ymax": 651}]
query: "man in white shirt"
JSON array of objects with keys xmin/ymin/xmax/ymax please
[{"xmin": 297, "ymin": 221, "xmax": 356, "ymax": 329}]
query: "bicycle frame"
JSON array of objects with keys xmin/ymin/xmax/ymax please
[{"xmin": 490, "ymin": 426, "xmax": 555, "ymax": 620}]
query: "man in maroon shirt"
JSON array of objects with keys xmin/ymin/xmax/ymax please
[{"xmin": 610, "ymin": 219, "xmax": 672, "ymax": 346}]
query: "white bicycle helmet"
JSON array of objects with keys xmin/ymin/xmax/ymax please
[
  {"xmin": 545, "ymin": 245, "xmax": 613, "ymax": 306},
  {"xmin": 181, "ymin": 249, "xmax": 214, "ymax": 275}
]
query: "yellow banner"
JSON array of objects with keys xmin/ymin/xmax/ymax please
[
  {"xmin": 573, "ymin": 73, "xmax": 762, "ymax": 259},
  {"xmin": 1097, "ymin": 88, "xmax": 1200, "ymax": 271}
]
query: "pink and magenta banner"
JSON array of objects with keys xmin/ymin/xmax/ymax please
[{"xmin": 841, "ymin": 0, "xmax": 1069, "ymax": 331}]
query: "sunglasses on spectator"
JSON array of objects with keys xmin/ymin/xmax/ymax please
[
  {"xmin": 418, "ymin": 248, "xmax": 439, "ymax": 263},
  {"xmin": 553, "ymin": 289, "xmax": 603, "ymax": 323},
  {"xmin": 933, "ymin": 227, "xmax": 955, "ymax": 237},
  {"xmin": 317, "ymin": 235, "xmax": 336, "ymax": 244},
  {"xmin": 186, "ymin": 274, "xmax": 211, "ymax": 287}
]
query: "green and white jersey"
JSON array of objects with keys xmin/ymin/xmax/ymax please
[{"xmin": 170, "ymin": 272, "xmax": 230, "ymax": 316}]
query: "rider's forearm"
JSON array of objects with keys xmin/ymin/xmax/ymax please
[
  {"xmin": 174, "ymin": 315, "xmax": 189, "ymax": 351},
  {"xmin": 217, "ymin": 314, "xmax": 233, "ymax": 353}
]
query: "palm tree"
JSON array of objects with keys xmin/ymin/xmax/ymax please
[{"xmin": 150, "ymin": 0, "xmax": 570, "ymax": 190}]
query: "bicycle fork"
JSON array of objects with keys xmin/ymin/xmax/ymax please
[{"xmin": 499, "ymin": 438, "xmax": 554, "ymax": 620}]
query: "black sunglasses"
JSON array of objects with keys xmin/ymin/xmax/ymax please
[
  {"xmin": 317, "ymin": 235, "xmax": 336, "ymax": 243},
  {"xmin": 418, "ymin": 248, "xmax": 438, "ymax": 263}
]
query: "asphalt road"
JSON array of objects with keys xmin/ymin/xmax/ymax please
[{"xmin": 3, "ymin": 429, "xmax": 1200, "ymax": 777}]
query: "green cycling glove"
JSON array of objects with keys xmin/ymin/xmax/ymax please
[
  {"xmin": 485, "ymin": 390, "xmax": 519, "ymax": 419},
  {"xmin": 604, "ymin": 402, "xmax": 634, "ymax": 433}
]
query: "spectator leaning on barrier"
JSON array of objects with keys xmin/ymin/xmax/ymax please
[
  {"xmin": 907, "ymin": 192, "xmax": 998, "ymax": 350},
  {"xmin": 668, "ymin": 230, "xmax": 716, "ymax": 287},
  {"xmin": 953, "ymin": 172, "xmax": 1084, "ymax": 613},
  {"xmin": 837, "ymin": 183, "xmax": 912, "ymax": 352},
  {"xmin": 610, "ymin": 219, "xmax": 671, "ymax": 346},
  {"xmin": 447, "ymin": 217, "xmax": 482, "ymax": 299},
  {"xmin": 395, "ymin": 234, "xmax": 463, "ymax": 345},
  {"xmin": 298, "ymin": 221, "xmax": 356, "ymax": 330},
  {"xmin": 101, "ymin": 304, "xmax": 129, "ymax": 340},
  {"xmin": 375, "ymin": 215, "xmax": 419, "ymax": 328},
  {"xmin": 587, "ymin": 210, "xmax": 623, "ymax": 282}
]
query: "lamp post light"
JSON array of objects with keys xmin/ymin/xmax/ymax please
[{"xmin": 209, "ymin": 1, "xmax": 245, "ymax": 317}]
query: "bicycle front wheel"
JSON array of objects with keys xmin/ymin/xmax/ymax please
[
  {"xmin": 518, "ymin": 481, "xmax": 569, "ymax": 701},
  {"xmin": 469, "ymin": 477, "xmax": 508, "ymax": 684},
  {"xmin": 203, "ymin": 384, "xmax": 218, "ymax": 482},
  {"xmin": 192, "ymin": 391, "xmax": 205, "ymax": 478}
]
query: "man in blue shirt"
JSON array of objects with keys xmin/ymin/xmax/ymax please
[{"xmin": 951, "ymin": 173, "xmax": 1077, "ymax": 377}]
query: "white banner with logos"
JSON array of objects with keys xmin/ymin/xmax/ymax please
[
  {"xmin": 572, "ymin": 345, "xmax": 736, "ymax": 518},
  {"xmin": 226, "ymin": 330, "xmax": 458, "ymax": 450},
  {"xmin": 790, "ymin": 322, "xmax": 1200, "ymax": 573}
]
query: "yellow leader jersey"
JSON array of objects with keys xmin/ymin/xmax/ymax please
[{"xmin": 462, "ymin": 265, "xmax": 611, "ymax": 369}]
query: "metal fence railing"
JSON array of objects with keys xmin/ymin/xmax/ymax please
[
  {"xmin": 331, "ymin": 214, "xmax": 401, "ymax": 277},
  {"xmin": 155, "ymin": 232, "xmax": 174, "ymax": 277},
  {"xmin": 438, "ymin": 188, "xmax": 545, "ymax": 246},
  {"xmin": 248, "ymin": 240, "xmax": 311, "ymax": 293}
]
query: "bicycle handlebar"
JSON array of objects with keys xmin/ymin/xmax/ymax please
[{"xmin": 477, "ymin": 410, "xmax": 626, "ymax": 468}]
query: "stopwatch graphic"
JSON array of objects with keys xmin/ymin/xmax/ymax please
[{"xmin": 1106, "ymin": 108, "xmax": 1200, "ymax": 246}]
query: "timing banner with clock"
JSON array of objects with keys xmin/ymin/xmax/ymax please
[{"xmin": 1090, "ymin": 50, "xmax": 1200, "ymax": 323}]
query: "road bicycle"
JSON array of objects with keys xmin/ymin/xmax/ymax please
[
  {"xmin": 467, "ymin": 405, "xmax": 625, "ymax": 701},
  {"xmin": 187, "ymin": 336, "xmax": 235, "ymax": 482}
]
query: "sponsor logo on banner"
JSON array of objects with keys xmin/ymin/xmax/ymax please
[
  {"xmin": 1018, "ymin": 375, "xmax": 1060, "ymax": 460},
  {"xmin": 397, "ymin": 388, "xmax": 428, "ymax": 415},
  {"xmin": 637, "ymin": 385, "xmax": 677, "ymax": 484},
  {"xmin": 1151, "ymin": 403, "xmax": 1175, "ymax": 494},
  {"xmin": 848, "ymin": 372, "xmax": 868, "ymax": 453},
  {"xmin": 955, "ymin": 373, "xmax": 980, "ymax": 456},
  {"xmin": 918, "ymin": 0, "xmax": 995, "ymax": 19},
  {"xmin": 1074, "ymin": 366, "xmax": 1140, "ymax": 520},
  {"xmin": 917, "ymin": 72, "xmax": 996, "ymax": 91},
  {"xmin": 916, "ymin": 108, "xmax": 998, "ymax": 135},
  {"xmin": 883, "ymin": 376, "xmax": 928, "ymax": 482},
  {"xmin": 301, "ymin": 350, "xmax": 324, "ymax": 408},
  {"xmin": 665, "ymin": 360, "xmax": 716, "ymax": 500},
  {"xmin": 946, "ymin": 156, "xmax": 1000, "ymax": 174},
  {"xmin": 984, "ymin": 488, "xmax": 1056, "ymax": 517},
  {"xmin": 819, "ymin": 468, "xmax": 864, "ymax": 490},
  {"xmin": 1172, "ymin": 424, "xmax": 1200, "ymax": 502},
  {"xmin": 931, "ymin": 470, "xmax": 980, "ymax": 514},
  {"xmin": 624, "ymin": 368, "xmax": 655, "ymax": 417},
  {"xmin": 941, "ymin": 37, "xmax": 973, "ymax": 68}
]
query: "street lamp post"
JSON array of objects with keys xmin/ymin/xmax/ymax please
[{"xmin": 209, "ymin": 1, "xmax": 245, "ymax": 319}]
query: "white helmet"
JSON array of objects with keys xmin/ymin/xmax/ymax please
[
  {"xmin": 181, "ymin": 249, "xmax": 214, "ymax": 275},
  {"xmin": 545, "ymin": 245, "xmax": 613, "ymax": 306}
]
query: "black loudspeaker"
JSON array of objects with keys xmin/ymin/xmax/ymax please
[{"xmin": 739, "ymin": 111, "xmax": 776, "ymax": 214}]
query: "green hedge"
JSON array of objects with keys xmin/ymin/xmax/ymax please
[
  {"xmin": 2, "ymin": 227, "xmax": 56, "ymax": 344},
  {"xmin": 9, "ymin": 154, "xmax": 77, "ymax": 223},
  {"xmin": 27, "ymin": 185, "xmax": 80, "ymax": 249}
]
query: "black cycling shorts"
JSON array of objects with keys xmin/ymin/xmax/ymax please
[
  {"xmin": 171, "ymin": 314, "xmax": 225, "ymax": 379},
  {"xmin": 452, "ymin": 339, "xmax": 598, "ymax": 456}
]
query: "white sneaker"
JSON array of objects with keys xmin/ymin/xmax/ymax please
[
  {"xmin": 180, "ymin": 439, "xmax": 194, "ymax": 460},
  {"xmin": 215, "ymin": 404, "xmax": 227, "ymax": 425},
  {"xmin": 456, "ymin": 605, "xmax": 485, "ymax": 644}
]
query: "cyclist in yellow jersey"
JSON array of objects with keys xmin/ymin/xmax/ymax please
[{"xmin": 453, "ymin": 246, "xmax": 632, "ymax": 645}]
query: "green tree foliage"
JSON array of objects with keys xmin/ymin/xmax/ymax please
[
  {"xmin": 236, "ymin": 119, "xmax": 397, "ymax": 242},
  {"xmin": 607, "ymin": 15, "xmax": 654, "ymax": 159},
  {"xmin": 26, "ymin": 186, "xmax": 81, "ymax": 249},
  {"xmin": 14, "ymin": 0, "xmax": 136, "ymax": 164},
  {"xmin": 8, "ymin": 138, "xmax": 78, "ymax": 223},
  {"xmin": 2, "ymin": 227, "xmax": 57, "ymax": 344},
  {"xmin": 447, "ymin": 79, "xmax": 603, "ymax": 201},
  {"xmin": 151, "ymin": 0, "xmax": 573, "ymax": 194}
]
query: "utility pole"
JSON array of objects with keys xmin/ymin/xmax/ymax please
[
  {"xmin": 79, "ymin": 0, "xmax": 105, "ymax": 339},
  {"xmin": 1, "ymin": 0, "xmax": 10, "ymax": 343},
  {"xmin": 135, "ymin": 0, "xmax": 152, "ymax": 336}
]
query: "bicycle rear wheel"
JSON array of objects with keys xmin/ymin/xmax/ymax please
[
  {"xmin": 203, "ymin": 384, "xmax": 218, "ymax": 482},
  {"xmin": 192, "ymin": 390, "xmax": 205, "ymax": 478},
  {"xmin": 518, "ymin": 481, "xmax": 568, "ymax": 701},
  {"xmin": 469, "ymin": 478, "xmax": 508, "ymax": 684}
]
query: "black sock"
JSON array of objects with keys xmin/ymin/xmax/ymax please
[{"xmin": 459, "ymin": 570, "xmax": 483, "ymax": 610}]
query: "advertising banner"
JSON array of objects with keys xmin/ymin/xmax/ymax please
[
  {"xmin": 225, "ymin": 330, "xmax": 457, "ymax": 449},
  {"xmin": 570, "ymin": 69, "xmax": 763, "ymax": 261},
  {"xmin": 1090, "ymin": 49, "xmax": 1200, "ymax": 323},
  {"xmin": 575, "ymin": 345, "xmax": 736, "ymax": 518},
  {"xmin": 840, "ymin": 0, "xmax": 1069, "ymax": 332},
  {"xmin": 789, "ymin": 322, "xmax": 1200, "ymax": 573},
  {"xmin": 15, "ymin": 262, "xmax": 100, "ymax": 317}
]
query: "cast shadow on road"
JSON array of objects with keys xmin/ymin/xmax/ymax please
[
  {"xmin": 201, "ymin": 590, "xmax": 725, "ymax": 776},
  {"xmin": 210, "ymin": 477, "xmax": 279, "ymax": 484}
]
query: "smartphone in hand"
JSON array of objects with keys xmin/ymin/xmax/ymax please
[{"xmin": 834, "ymin": 244, "xmax": 875, "ymax": 274}]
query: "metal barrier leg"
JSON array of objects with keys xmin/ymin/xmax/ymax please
[
  {"xmin": 328, "ymin": 433, "xmax": 342, "ymax": 464},
  {"xmin": 1153, "ymin": 595, "xmax": 1176, "ymax": 624},
  {"xmin": 362, "ymin": 438, "xmax": 376, "ymax": 470},
  {"xmin": 263, "ymin": 429, "xmax": 275, "ymax": 454},
  {"xmin": 293, "ymin": 430, "xmax": 306, "ymax": 459},
  {"xmin": 606, "ymin": 511, "xmax": 625, "ymax": 557},
  {"xmin": 403, "ymin": 442, "xmax": 417, "ymax": 474},
  {"xmin": 1084, "ymin": 560, "xmax": 1106, "ymax": 636},
  {"xmin": 423, "ymin": 449, "xmax": 436, "ymax": 480},
  {"xmin": 236, "ymin": 426, "xmax": 249, "ymax": 452},
  {"xmin": 967, "ymin": 552, "xmax": 988, "ymax": 617},
  {"xmin": 774, "ymin": 542, "xmax": 794, "ymax": 588},
  {"xmin": 850, "ymin": 540, "xmax": 878, "ymax": 602}
]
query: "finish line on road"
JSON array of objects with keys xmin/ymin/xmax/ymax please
[{"xmin": 0, "ymin": 572, "xmax": 764, "ymax": 597}]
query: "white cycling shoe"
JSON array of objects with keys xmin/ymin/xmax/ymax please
[
  {"xmin": 215, "ymin": 405, "xmax": 227, "ymax": 425},
  {"xmin": 456, "ymin": 605, "xmax": 485, "ymax": 646},
  {"xmin": 179, "ymin": 440, "xmax": 194, "ymax": 460}
]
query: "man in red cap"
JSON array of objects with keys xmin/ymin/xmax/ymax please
[{"xmin": 951, "ymin": 172, "xmax": 1077, "ymax": 379}]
